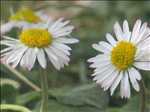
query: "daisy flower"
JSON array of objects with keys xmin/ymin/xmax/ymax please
[
  {"xmin": 88, "ymin": 19, "xmax": 150, "ymax": 98},
  {"xmin": 1, "ymin": 8, "xmax": 51, "ymax": 35},
  {"xmin": 1, "ymin": 18, "xmax": 79, "ymax": 70}
]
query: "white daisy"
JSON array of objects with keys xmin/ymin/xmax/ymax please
[
  {"xmin": 88, "ymin": 19, "xmax": 150, "ymax": 98},
  {"xmin": 0, "ymin": 8, "xmax": 51, "ymax": 35},
  {"xmin": 1, "ymin": 18, "xmax": 79, "ymax": 70}
]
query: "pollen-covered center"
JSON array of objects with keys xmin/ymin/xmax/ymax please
[
  {"xmin": 20, "ymin": 28, "xmax": 52, "ymax": 48},
  {"xmin": 111, "ymin": 41, "xmax": 136, "ymax": 70},
  {"xmin": 10, "ymin": 8, "xmax": 41, "ymax": 23}
]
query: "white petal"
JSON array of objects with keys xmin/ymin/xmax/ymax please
[
  {"xmin": 49, "ymin": 18, "xmax": 64, "ymax": 30},
  {"xmin": 44, "ymin": 47, "xmax": 61, "ymax": 70},
  {"xmin": 134, "ymin": 61, "xmax": 150, "ymax": 71},
  {"xmin": 131, "ymin": 19, "xmax": 142, "ymax": 43},
  {"xmin": 142, "ymin": 27, "xmax": 150, "ymax": 40},
  {"xmin": 123, "ymin": 20, "xmax": 130, "ymax": 34},
  {"xmin": 95, "ymin": 65, "xmax": 116, "ymax": 83},
  {"xmin": 11, "ymin": 47, "xmax": 28, "ymax": 68},
  {"xmin": 44, "ymin": 47, "xmax": 58, "ymax": 61},
  {"xmin": 0, "ymin": 47, "xmax": 13, "ymax": 54},
  {"xmin": 6, "ymin": 46, "xmax": 27, "ymax": 64},
  {"xmin": 137, "ymin": 37, "xmax": 150, "ymax": 51},
  {"xmin": 52, "ymin": 44, "xmax": 70, "ymax": 56},
  {"xmin": 37, "ymin": 49, "xmax": 47, "ymax": 69},
  {"xmin": 102, "ymin": 70, "xmax": 119, "ymax": 91},
  {"xmin": 92, "ymin": 43, "xmax": 110, "ymax": 54},
  {"xmin": 1, "ymin": 39, "xmax": 20, "ymax": 47},
  {"xmin": 88, "ymin": 54, "xmax": 109, "ymax": 63},
  {"xmin": 120, "ymin": 72, "xmax": 131, "ymax": 98},
  {"xmin": 135, "ymin": 22, "xmax": 147, "ymax": 44},
  {"xmin": 52, "ymin": 31, "xmax": 72, "ymax": 37},
  {"xmin": 2, "ymin": 36, "xmax": 19, "ymax": 41},
  {"xmin": 135, "ymin": 47, "xmax": 150, "ymax": 62},
  {"xmin": 92, "ymin": 64, "xmax": 113, "ymax": 76},
  {"xmin": 55, "ymin": 37, "xmax": 79, "ymax": 44},
  {"xmin": 36, "ymin": 11, "xmax": 52, "ymax": 22},
  {"xmin": 50, "ymin": 21, "xmax": 71, "ymax": 34},
  {"xmin": 110, "ymin": 71, "xmax": 123, "ymax": 95},
  {"xmin": 90, "ymin": 60, "xmax": 110, "ymax": 68},
  {"xmin": 20, "ymin": 48, "xmax": 37, "ymax": 70},
  {"xmin": 99, "ymin": 41, "xmax": 113, "ymax": 51},
  {"xmin": 0, "ymin": 22, "xmax": 15, "ymax": 34},
  {"xmin": 52, "ymin": 42, "xmax": 72, "ymax": 51},
  {"xmin": 114, "ymin": 22, "xmax": 123, "ymax": 41},
  {"xmin": 106, "ymin": 33, "xmax": 117, "ymax": 46},
  {"xmin": 123, "ymin": 20, "xmax": 131, "ymax": 41},
  {"xmin": 50, "ymin": 46, "xmax": 70, "ymax": 63},
  {"xmin": 94, "ymin": 68, "xmax": 113, "ymax": 82},
  {"xmin": 49, "ymin": 18, "xmax": 71, "ymax": 33},
  {"xmin": 128, "ymin": 68, "xmax": 140, "ymax": 91},
  {"xmin": 52, "ymin": 26, "xmax": 74, "ymax": 36}
]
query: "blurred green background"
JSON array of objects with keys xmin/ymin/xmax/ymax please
[{"xmin": 0, "ymin": 1, "xmax": 150, "ymax": 112}]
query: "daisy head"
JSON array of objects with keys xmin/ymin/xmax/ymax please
[
  {"xmin": 1, "ymin": 18, "xmax": 79, "ymax": 70},
  {"xmin": 1, "ymin": 8, "xmax": 51, "ymax": 35},
  {"xmin": 88, "ymin": 19, "xmax": 150, "ymax": 98}
]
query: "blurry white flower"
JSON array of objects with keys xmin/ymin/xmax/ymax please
[
  {"xmin": 88, "ymin": 19, "xmax": 150, "ymax": 98},
  {"xmin": 1, "ymin": 18, "xmax": 79, "ymax": 70},
  {"xmin": 0, "ymin": 8, "xmax": 51, "ymax": 35}
]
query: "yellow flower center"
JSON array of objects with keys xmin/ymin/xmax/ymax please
[
  {"xmin": 111, "ymin": 41, "xmax": 136, "ymax": 70},
  {"xmin": 20, "ymin": 28, "xmax": 52, "ymax": 48},
  {"xmin": 10, "ymin": 8, "xmax": 41, "ymax": 23}
]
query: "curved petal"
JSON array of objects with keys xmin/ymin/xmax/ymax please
[
  {"xmin": 131, "ymin": 19, "xmax": 142, "ymax": 43},
  {"xmin": 50, "ymin": 46, "xmax": 70, "ymax": 64},
  {"xmin": 134, "ymin": 61, "xmax": 150, "ymax": 71},
  {"xmin": 110, "ymin": 71, "xmax": 123, "ymax": 95},
  {"xmin": 37, "ymin": 49, "xmax": 47, "ymax": 69},
  {"xmin": 120, "ymin": 72, "xmax": 131, "ymax": 98},
  {"xmin": 52, "ymin": 42, "xmax": 72, "ymax": 51},
  {"xmin": 95, "ymin": 65, "xmax": 116, "ymax": 84},
  {"xmin": 88, "ymin": 54, "xmax": 109, "ymax": 63},
  {"xmin": 20, "ymin": 48, "xmax": 37, "ymax": 70},
  {"xmin": 128, "ymin": 68, "xmax": 140, "ymax": 91},
  {"xmin": 106, "ymin": 33, "xmax": 117, "ymax": 46},
  {"xmin": 102, "ymin": 70, "xmax": 119, "ymax": 91},
  {"xmin": 114, "ymin": 22, "xmax": 123, "ymax": 41},
  {"xmin": 99, "ymin": 41, "xmax": 113, "ymax": 50},
  {"xmin": 1, "ymin": 22, "xmax": 15, "ymax": 34},
  {"xmin": 123, "ymin": 20, "xmax": 131, "ymax": 41},
  {"xmin": 92, "ymin": 43, "xmax": 111, "ymax": 54},
  {"xmin": 55, "ymin": 37, "xmax": 79, "ymax": 44},
  {"xmin": 135, "ymin": 22, "xmax": 147, "ymax": 44},
  {"xmin": 44, "ymin": 47, "xmax": 61, "ymax": 70}
]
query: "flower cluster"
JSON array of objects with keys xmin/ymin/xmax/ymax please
[
  {"xmin": 1, "ymin": 8, "xmax": 150, "ymax": 99},
  {"xmin": 1, "ymin": 8, "xmax": 79, "ymax": 70}
]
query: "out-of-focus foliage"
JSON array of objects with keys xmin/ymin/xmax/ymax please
[{"xmin": 0, "ymin": 1, "xmax": 150, "ymax": 112}]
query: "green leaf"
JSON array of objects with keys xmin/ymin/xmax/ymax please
[
  {"xmin": 17, "ymin": 84, "xmax": 108, "ymax": 111},
  {"xmin": 53, "ymin": 84, "xmax": 108, "ymax": 109},
  {"xmin": 33, "ymin": 84, "xmax": 108, "ymax": 112},
  {"xmin": 34, "ymin": 100, "xmax": 102, "ymax": 112}
]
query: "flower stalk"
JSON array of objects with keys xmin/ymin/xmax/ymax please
[
  {"xmin": 139, "ymin": 79, "xmax": 146, "ymax": 112},
  {"xmin": 40, "ymin": 69, "xmax": 49, "ymax": 112},
  {"xmin": 0, "ymin": 104, "xmax": 32, "ymax": 112},
  {"xmin": 4, "ymin": 64, "xmax": 41, "ymax": 91}
]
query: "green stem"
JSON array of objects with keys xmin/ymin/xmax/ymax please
[
  {"xmin": 4, "ymin": 64, "xmax": 41, "ymax": 91},
  {"xmin": 0, "ymin": 104, "xmax": 32, "ymax": 112},
  {"xmin": 40, "ymin": 69, "xmax": 49, "ymax": 112},
  {"xmin": 139, "ymin": 79, "xmax": 146, "ymax": 112}
]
